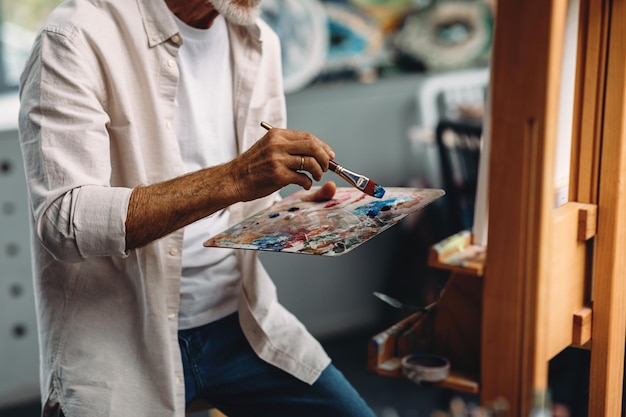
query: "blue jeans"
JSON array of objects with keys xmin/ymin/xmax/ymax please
[{"xmin": 178, "ymin": 312, "xmax": 377, "ymax": 417}]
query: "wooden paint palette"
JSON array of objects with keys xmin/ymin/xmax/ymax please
[{"xmin": 204, "ymin": 187, "xmax": 444, "ymax": 256}]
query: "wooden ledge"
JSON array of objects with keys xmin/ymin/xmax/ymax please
[
  {"xmin": 576, "ymin": 203, "xmax": 597, "ymax": 241},
  {"xmin": 437, "ymin": 371, "xmax": 480, "ymax": 394},
  {"xmin": 572, "ymin": 307, "xmax": 592, "ymax": 347},
  {"xmin": 428, "ymin": 231, "xmax": 486, "ymax": 276},
  {"xmin": 369, "ymin": 320, "xmax": 480, "ymax": 394}
]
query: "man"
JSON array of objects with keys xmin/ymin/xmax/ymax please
[{"xmin": 18, "ymin": 0, "xmax": 377, "ymax": 416}]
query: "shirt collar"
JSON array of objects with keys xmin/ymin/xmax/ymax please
[
  {"xmin": 135, "ymin": 0, "xmax": 178, "ymax": 47},
  {"xmin": 136, "ymin": 0, "xmax": 262, "ymax": 47}
]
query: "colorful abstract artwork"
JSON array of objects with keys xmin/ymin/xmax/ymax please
[{"xmin": 203, "ymin": 187, "xmax": 445, "ymax": 256}]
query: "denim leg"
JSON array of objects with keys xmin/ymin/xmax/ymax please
[
  {"xmin": 178, "ymin": 336, "xmax": 198, "ymax": 408},
  {"xmin": 178, "ymin": 313, "xmax": 376, "ymax": 417}
]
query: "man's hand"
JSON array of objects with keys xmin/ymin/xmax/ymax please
[{"xmin": 226, "ymin": 127, "xmax": 336, "ymax": 202}]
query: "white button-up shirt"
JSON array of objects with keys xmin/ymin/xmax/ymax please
[{"xmin": 18, "ymin": 1, "xmax": 330, "ymax": 416}]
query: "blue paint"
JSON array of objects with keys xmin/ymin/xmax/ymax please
[
  {"xmin": 353, "ymin": 197, "xmax": 412, "ymax": 218},
  {"xmin": 373, "ymin": 184, "xmax": 386, "ymax": 198},
  {"xmin": 268, "ymin": 213, "xmax": 280, "ymax": 218},
  {"xmin": 251, "ymin": 233, "xmax": 291, "ymax": 251}
]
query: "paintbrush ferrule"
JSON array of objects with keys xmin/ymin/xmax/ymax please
[{"xmin": 330, "ymin": 163, "xmax": 369, "ymax": 192}]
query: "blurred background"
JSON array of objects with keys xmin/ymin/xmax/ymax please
[{"xmin": 0, "ymin": 0, "xmax": 495, "ymax": 415}]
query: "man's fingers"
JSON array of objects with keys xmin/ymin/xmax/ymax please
[
  {"xmin": 263, "ymin": 127, "xmax": 334, "ymax": 171},
  {"xmin": 297, "ymin": 156, "xmax": 324, "ymax": 181},
  {"xmin": 301, "ymin": 181, "xmax": 337, "ymax": 202}
]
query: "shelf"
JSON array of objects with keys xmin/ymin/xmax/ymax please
[
  {"xmin": 368, "ymin": 231, "xmax": 484, "ymax": 395},
  {"xmin": 428, "ymin": 230, "xmax": 486, "ymax": 277}
]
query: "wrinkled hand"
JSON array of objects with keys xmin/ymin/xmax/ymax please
[{"xmin": 227, "ymin": 127, "xmax": 336, "ymax": 202}]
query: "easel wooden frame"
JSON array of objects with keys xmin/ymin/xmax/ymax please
[{"xmin": 482, "ymin": 0, "xmax": 626, "ymax": 415}]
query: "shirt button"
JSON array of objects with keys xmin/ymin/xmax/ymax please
[
  {"xmin": 171, "ymin": 34, "xmax": 181, "ymax": 44},
  {"xmin": 168, "ymin": 247, "xmax": 179, "ymax": 256},
  {"xmin": 167, "ymin": 59, "xmax": 176, "ymax": 68},
  {"xmin": 168, "ymin": 311, "xmax": 177, "ymax": 320},
  {"xmin": 176, "ymin": 376, "xmax": 182, "ymax": 385},
  {"xmin": 151, "ymin": 34, "xmax": 160, "ymax": 42},
  {"xmin": 166, "ymin": 121, "xmax": 173, "ymax": 131}
]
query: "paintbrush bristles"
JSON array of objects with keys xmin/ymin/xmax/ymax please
[{"xmin": 365, "ymin": 181, "xmax": 386, "ymax": 199}]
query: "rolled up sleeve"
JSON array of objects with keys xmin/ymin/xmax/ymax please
[
  {"xmin": 19, "ymin": 21, "xmax": 132, "ymax": 262},
  {"xmin": 38, "ymin": 186, "xmax": 131, "ymax": 262}
]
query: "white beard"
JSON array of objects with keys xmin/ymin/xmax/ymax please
[{"xmin": 209, "ymin": 0, "xmax": 262, "ymax": 25}]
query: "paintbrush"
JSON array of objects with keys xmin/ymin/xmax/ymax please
[{"xmin": 260, "ymin": 121, "xmax": 386, "ymax": 198}]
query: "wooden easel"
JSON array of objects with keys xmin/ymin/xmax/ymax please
[
  {"xmin": 482, "ymin": 0, "xmax": 626, "ymax": 415},
  {"xmin": 368, "ymin": 0, "xmax": 626, "ymax": 414}
]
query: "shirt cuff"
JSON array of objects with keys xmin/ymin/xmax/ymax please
[{"xmin": 73, "ymin": 185, "xmax": 132, "ymax": 258}]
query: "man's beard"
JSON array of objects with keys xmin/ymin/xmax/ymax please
[{"xmin": 209, "ymin": 0, "xmax": 262, "ymax": 25}]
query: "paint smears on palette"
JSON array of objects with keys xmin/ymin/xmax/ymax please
[{"xmin": 204, "ymin": 187, "xmax": 445, "ymax": 256}]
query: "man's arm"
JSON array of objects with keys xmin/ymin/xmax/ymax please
[{"xmin": 125, "ymin": 127, "xmax": 336, "ymax": 250}]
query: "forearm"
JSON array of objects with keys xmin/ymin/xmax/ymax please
[
  {"xmin": 125, "ymin": 126, "xmax": 336, "ymax": 250},
  {"xmin": 125, "ymin": 163, "xmax": 240, "ymax": 250}
]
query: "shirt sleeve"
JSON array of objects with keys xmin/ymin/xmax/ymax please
[{"xmin": 19, "ymin": 23, "xmax": 131, "ymax": 262}]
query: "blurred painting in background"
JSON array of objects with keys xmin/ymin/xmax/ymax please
[
  {"xmin": 0, "ymin": 0, "xmax": 494, "ymax": 94},
  {"xmin": 260, "ymin": 0, "xmax": 494, "ymax": 93}
]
